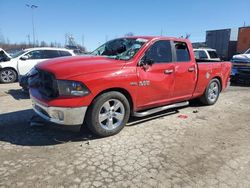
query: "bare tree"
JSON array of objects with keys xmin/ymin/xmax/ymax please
[
  {"xmin": 185, "ymin": 33, "xmax": 191, "ymax": 39},
  {"xmin": 124, "ymin": 32, "xmax": 134, "ymax": 37},
  {"xmin": 40, "ymin": 41, "xmax": 48, "ymax": 47}
]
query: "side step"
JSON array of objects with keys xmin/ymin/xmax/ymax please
[{"xmin": 133, "ymin": 101, "xmax": 189, "ymax": 117}]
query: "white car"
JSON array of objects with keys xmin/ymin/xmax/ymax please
[
  {"xmin": 193, "ymin": 48, "xmax": 220, "ymax": 61},
  {"xmin": 0, "ymin": 47, "xmax": 75, "ymax": 83}
]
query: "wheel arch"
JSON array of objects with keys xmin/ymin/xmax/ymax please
[
  {"xmin": 91, "ymin": 87, "xmax": 134, "ymax": 115},
  {"xmin": 211, "ymin": 76, "xmax": 222, "ymax": 91}
]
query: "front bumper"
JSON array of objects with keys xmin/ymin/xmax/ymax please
[
  {"xmin": 231, "ymin": 62, "xmax": 250, "ymax": 80},
  {"xmin": 31, "ymin": 96, "xmax": 88, "ymax": 125}
]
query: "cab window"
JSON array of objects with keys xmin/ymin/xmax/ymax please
[
  {"xmin": 194, "ymin": 50, "xmax": 208, "ymax": 59},
  {"xmin": 174, "ymin": 42, "xmax": 190, "ymax": 62},
  {"xmin": 207, "ymin": 50, "xmax": 218, "ymax": 58},
  {"xmin": 144, "ymin": 40, "xmax": 172, "ymax": 63}
]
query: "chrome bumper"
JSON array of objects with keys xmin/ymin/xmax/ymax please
[{"xmin": 31, "ymin": 97, "xmax": 88, "ymax": 125}]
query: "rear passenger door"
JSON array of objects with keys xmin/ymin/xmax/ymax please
[{"xmin": 172, "ymin": 41, "xmax": 197, "ymax": 101}]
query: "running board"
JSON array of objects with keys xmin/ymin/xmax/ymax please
[{"xmin": 133, "ymin": 101, "xmax": 189, "ymax": 117}]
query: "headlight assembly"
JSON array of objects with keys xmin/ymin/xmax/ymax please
[{"xmin": 57, "ymin": 80, "xmax": 90, "ymax": 97}]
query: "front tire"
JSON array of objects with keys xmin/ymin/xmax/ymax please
[
  {"xmin": 0, "ymin": 68, "xmax": 17, "ymax": 83},
  {"xmin": 85, "ymin": 91, "xmax": 130, "ymax": 137},
  {"xmin": 200, "ymin": 78, "xmax": 221, "ymax": 105}
]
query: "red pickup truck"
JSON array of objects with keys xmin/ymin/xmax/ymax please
[{"xmin": 29, "ymin": 36, "xmax": 231, "ymax": 137}]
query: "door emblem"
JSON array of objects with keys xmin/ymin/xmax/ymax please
[
  {"xmin": 130, "ymin": 82, "xmax": 138, "ymax": 86},
  {"xmin": 139, "ymin": 80, "xmax": 150, "ymax": 86}
]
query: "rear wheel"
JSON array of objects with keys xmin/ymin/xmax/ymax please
[
  {"xmin": 84, "ymin": 91, "xmax": 130, "ymax": 137},
  {"xmin": 200, "ymin": 78, "xmax": 220, "ymax": 105},
  {"xmin": 0, "ymin": 68, "xmax": 17, "ymax": 83}
]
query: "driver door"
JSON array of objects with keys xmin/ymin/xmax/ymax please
[{"xmin": 136, "ymin": 40, "xmax": 175, "ymax": 110}]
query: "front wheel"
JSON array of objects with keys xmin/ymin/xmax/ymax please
[
  {"xmin": 84, "ymin": 91, "xmax": 130, "ymax": 137},
  {"xmin": 200, "ymin": 78, "xmax": 221, "ymax": 105},
  {"xmin": 0, "ymin": 68, "xmax": 17, "ymax": 83}
]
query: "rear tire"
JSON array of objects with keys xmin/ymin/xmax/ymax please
[
  {"xmin": 200, "ymin": 78, "xmax": 221, "ymax": 105},
  {"xmin": 84, "ymin": 91, "xmax": 130, "ymax": 137},
  {"xmin": 0, "ymin": 68, "xmax": 17, "ymax": 83}
]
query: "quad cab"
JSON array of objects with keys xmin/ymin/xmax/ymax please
[{"xmin": 29, "ymin": 36, "xmax": 231, "ymax": 137}]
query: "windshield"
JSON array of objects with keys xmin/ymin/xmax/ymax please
[
  {"xmin": 11, "ymin": 50, "xmax": 27, "ymax": 58},
  {"xmin": 91, "ymin": 38, "xmax": 148, "ymax": 60},
  {"xmin": 245, "ymin": 48, "xmax": 250, "ymax": 54}
]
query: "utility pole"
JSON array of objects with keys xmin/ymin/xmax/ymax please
[
  {"xmin": 27, "ymin": 34, "xmax": 31, "ymax": 45},
  {"xmin": 82, "ymin": 35, "xmax": 84, "ymax": 47},
  {"xmin": 26, "ymin": 4, "xmax": 38, "ymax": 47}
]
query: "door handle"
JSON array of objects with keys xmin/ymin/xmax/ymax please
[
  {"xmin": 188, "ymin": 67, "xmax": 195, "ymax": 72},
  {"xmin": 164, "ymin": 69, "xmax": 173, "ymax": 74}
]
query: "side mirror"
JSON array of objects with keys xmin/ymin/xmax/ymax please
[
  {"xmin": 139, "ymin": 57, "xmax": 154, "ymax": 66},
  {"xmin": 20, "ymin": 55, "xmax": 28, "ymax": 61}
]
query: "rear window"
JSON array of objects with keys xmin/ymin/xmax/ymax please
[
  {"xmin": 42, "ymin": 50, "xmax": 61, "ymax": 58},
  {"xmin": 207, "ymin": 50, "xmax": 218, "ymax": 58},
  {"xmin": 194, "ymin": 50, "xmax": 208, "ymax": 59},
  {"xmin": 59, "ymin": 51, "xmax": 72, "ymax": 57},
  {"xmin": 174, "ymin": 42, "xmax": 190, "ymax": 62}
]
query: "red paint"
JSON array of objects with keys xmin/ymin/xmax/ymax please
[
  {"xmin": 177, "ymin": 115, "xmax": 188, "ymax": 119},
  {"xmin": 30, "ymin": 36, "xmax": 231, "ymax": 112}
]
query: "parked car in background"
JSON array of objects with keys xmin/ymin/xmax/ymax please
[
  {"xmin": 0, "ymin": 48, "xmax": 11, "ymax": 62},
  {"xmin": 194, "ymin": 48, "xmax": 220, "ymax": 61},
  {"xmin": 29, "ymin": 36, "xmax": 231, "ymax": 137},
  {"xmin": 0, "ymin": 47, "xmax": 75, "ymax": 83},
  {"xmin": 231, "ymin": 48, "xmax": 250, "ymax": 82}
]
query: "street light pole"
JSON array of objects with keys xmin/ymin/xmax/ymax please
[{"xmin": 26, "ymin": 4, "xmax": 38, "ymax": 47}]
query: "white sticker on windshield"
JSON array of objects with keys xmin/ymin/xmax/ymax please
[{"xmin": 136, "ymin": 38, "xmax": 148, "ymax": 43}]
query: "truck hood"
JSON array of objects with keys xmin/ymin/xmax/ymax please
[
  {"xmin": 36, "ymin": 56, "xmax": 125, "ymax": 79},
  {"xmin": 232, "ymin": 54, "xmax": 250, "ymax": 62}
]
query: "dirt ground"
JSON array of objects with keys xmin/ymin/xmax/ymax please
[{"xmin": 0, "ymin": 83, "xmax": 250, "ymax": 188}]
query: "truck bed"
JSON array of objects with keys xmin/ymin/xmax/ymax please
[{"xmin": 192, "ymin": 61, "xmax": 231, "ymax": 98}]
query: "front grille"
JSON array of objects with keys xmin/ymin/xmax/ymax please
[{"xmin": 37, "ymin": 69, "xmax": 58, "ymax": 99}]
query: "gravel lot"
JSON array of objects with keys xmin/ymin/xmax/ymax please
[{"xmin": 1, "ymin": 83, "xmax": 250, "ymax": 188}]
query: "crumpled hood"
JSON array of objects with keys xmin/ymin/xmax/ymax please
[
  {"xmin": 232, "ymin": 54, "xmax": 250, "ymax": 62},
  {"xmin": 36, "ymin": 55, "xmax": 125, "ymax": 79}
]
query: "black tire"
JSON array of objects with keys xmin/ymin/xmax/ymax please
[
  {"xmin": 200, "ymin": 78, "xmax": 221, "ymax": 105},
  {"xmin": 84, "ymin": 91, "xmax": 130, "ymax": 137},
  {"xmin": 0, "ymin": 68, "xmax": 17, "ymax": 83}
]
